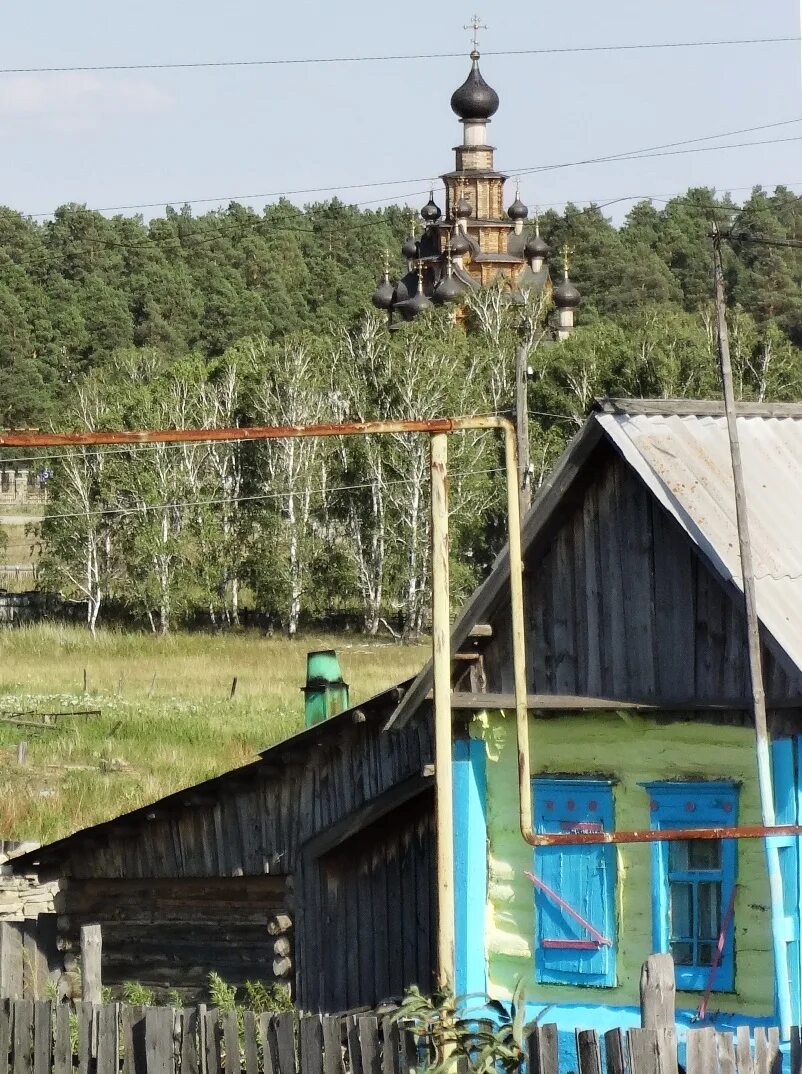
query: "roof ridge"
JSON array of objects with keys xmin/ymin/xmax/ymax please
[{"xmin": 596, "ymin": 397, "xmax": 802, "ymax": 419}]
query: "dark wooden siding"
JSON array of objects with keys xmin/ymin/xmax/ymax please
[
  {"xmin": 297, "ymin": 789, "xmax": 435, "ymax": 1012},
  {"xmin": 484, "ymin": 443, "xmax": 802, "ymax": 701},
  {"xmin": 58, "ymin": 877, "xmax": 289, "ymax": 1001},
  {"xmin": 61, "ymin": 713, "xmax": 433, "ymax": 881}
]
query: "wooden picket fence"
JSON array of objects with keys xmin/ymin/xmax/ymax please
[{"xmin": 0, "ymin": 998, "xmax": 798, "ymax": 1074}]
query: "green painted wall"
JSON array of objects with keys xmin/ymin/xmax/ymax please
[{"xmin": 473, "ymin": 710, "xmax": 774, "ymax": 1015}]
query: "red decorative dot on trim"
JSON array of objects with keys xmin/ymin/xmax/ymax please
[
  {"xmin": 650, "ymin": 801, "xmax": 659, "ymax": 812},
  {"xmin": 723, "ymin": 801, "xmax": 733, "ymax": 814},
  {"xmin": 588, "ymin": 801, "xmax": 598, "ymax": 812},
  {"xmin": 685, "ymin": 801, "xmax": 696, "ymax": 813},
  {"xmin": 566, "ymin": 800, "xmax": 576, "ymax": 811},
  {"xmin": 546, "ymin": 801, "xmax": 554, "ymax": 811}
]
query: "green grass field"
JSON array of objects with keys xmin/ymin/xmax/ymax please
[{"xmin": 0, "ymin": 625, "xmax": 428, "ymax": 844}]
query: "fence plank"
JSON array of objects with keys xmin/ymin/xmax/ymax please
[
  {"xmin": 0, "ymin": 925, "xmax": 23, "ymax": 1001},
  {"xmin": 0, "ymin": 1000, "xmax": 11, "ymax": 1074},
  {"xmin": 182, "ymin": 1009, "xmax": 200, "ymax": 1074},
  {"xmin": 791, "ymin": 1026, "xmax": 802, "ymax": 1074},
  {"xmin": 686, "ymin": 1028, "xmax": 717, "ymax": 1074},
  {"xmin": 273, "ymin": 1012, "xmax": 296, "ymax": 1074},
  {"xmin": 12, "ymin": 1000, "xmax": 34, "ymax": 1074},
  {"xmin": 31, "ymin": 1002, "xmax": 51, "ymax": 1074},
  {"xmin": 146, "ymin": 1007, "xmax": 175, "ymax": 1074},
  {"xmin": 718, "ymin": 1033, "xmax": 737, "ymax": 1074},
  {"xmin": 736, "ymin": 1027, "xmax": 752, "ymax": 1074},
  {"xmin": 380, "ymin": 1017, "xmax": 399, "ymax": 1074},
  {"xmin": 627, "ymin": 1029, "xmax": 660, "ymax": 1074},
  {"xmin": 398, "ymin": 1025, "xmax": 416, "ymax": 1074},
  {"xmin": 221, "ymin": 1011, "xmax": 240, "ymax": 1074},
  {"xmin": 80, "ymin": 926, "xmax": 102, "ymax": 1005},
  {"xmin": 604, "ymin": 1029, "xmax": 627, "ymax": 1074},
  {"xmin": 260, "ymin": 1016, "xmax": 274, "ymax": 1074},
  {"xmin": 22, "ymin": 928, "xmax": 44, "ymax": 1002},
  {"xmin": 75, "ymin": 1002, "xmax": 95, "ymax": 1074},
  {"xmin": 754, "ymin": 1029, "xmax": 768, "ymax": 1074},
  {"xmin": 97, "ymin": 1002, "xmax": 119, "ymax": 1074},
  {"xmin": 358, "ymin": 1017, "xmax": 380, "ymax": 1074},
  {"xmin": 346, "ymin": 1016, "xmax": 362, "ymax": 1074},
  {"xmin": 122, "ymin": 1005, "xmax": 147, "ymax": 1074},
  {"xmin": 576, "ymin": 1030, "xmax": 602, "ymax": 1074},
  {"xmin": 528, "ymin": 1025, "xmax": 559, "ymax": 1074},
  {"xmin": 204, "ymin": 1010, "xmax": 221, "ymax": 1074},
  {"xmin": 321, "ymin": 1016, "xmax": 343, "ymax": 1074},
  {"xmin": 300, "ymin": 1016, "xmax": 323, "ymax": 1074},
  {"xmin": 53, "ymin": 1004, "xmax": 71, "ymax": 1074},
  {"xmin": 243, "ymin": 1013, "xmax": 258, "ymax": 1074},
  {"xmin": 766, "ymin": 1029, "xmax": 780, "ymax": 1074}
]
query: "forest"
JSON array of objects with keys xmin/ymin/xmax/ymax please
[{"xmin": 0, "ymin": 184, "xmax": 800, "ymax": 637}]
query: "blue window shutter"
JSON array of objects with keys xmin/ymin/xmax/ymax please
[{"xmin": 532, "ymin": 779, "xmax": 616, "ymax": 987}]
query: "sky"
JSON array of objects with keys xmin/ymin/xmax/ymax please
[{"xmin": 0, "ymin": 0, "xmax": 800, "ymax": 225}]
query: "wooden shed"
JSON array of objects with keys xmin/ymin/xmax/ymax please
[{"xmin": 15, "ymin": 682, "xmax": 436, "ymax": 1011}]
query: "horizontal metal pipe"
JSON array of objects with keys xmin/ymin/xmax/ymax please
[
  {"xmin": 529, "ymin": 823, "xmax": 802, "ymax": 845},
  {"xmin": 0, "ymin": 414, "xmax": 511, "ymax": 449}
]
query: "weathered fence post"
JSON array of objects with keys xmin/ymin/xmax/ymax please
[
  {"xmin": 0, "ymin": 922, "xmax": 23, "ymax": 999},
  {"xmin": 80, "ymin": 924, "xmax": 102, "ymax": 1004},
  {"xmin": 640, "ymin": 954, "xmax": 677, "ymax": 1074}
]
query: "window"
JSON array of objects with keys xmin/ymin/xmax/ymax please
[
  {"xmin": 645, "ymin": 782, "xmax": 738, "ymax": 992},
  {"xmin": 532, "ymin": 779, "xmax": 616, "ymax": 987}
]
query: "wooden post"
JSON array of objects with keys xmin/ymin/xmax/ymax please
[
  {"xmin": 80, "ymin": 924, "xmax": 102, "ymax": 1004},
  {"xmin": 16, "ymin": 741, "xmax": 27, "ymax": 766},
  {"xmin": 640, "ymin": 955, "xmax": 677, "ymax": 1074},
  {"xmin": 0, "ymin": 922, "xmax": 23, "ymax": 999},
  {"xmin": 515, "ymin": 342, "xmax": 531, "ymax": 514}
]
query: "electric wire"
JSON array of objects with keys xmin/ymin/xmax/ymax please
[
  {"xmin": 25, "ymin": 117, "xmax": 802, "ymax": 218},
  {"xmin": 1, "ymin": 35, "xmax": 797, "ymax": 76},
  {"xmin": 34, "ymin": 465, "xmax": 507, "ymax": 523}
]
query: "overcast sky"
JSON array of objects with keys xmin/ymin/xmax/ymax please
[{"xmin": 1, "ymin": 0, "xmax": 800, "ymax": 224}]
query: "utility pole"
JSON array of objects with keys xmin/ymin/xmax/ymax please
[
  {"xmin": 711, "ymin": 224, "xmax": 791, "ymax": 1037},
  {"xmin": 515, "ymin": 340, "xmax": 531, "ymax": 513}
]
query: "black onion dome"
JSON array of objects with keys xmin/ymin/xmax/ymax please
[
  {"xmin": 449, "ymin": 230, "xmax": 470, "ymax": 257},
  {"xmin": 433, "ymin": 275, "xmax": 464, "ymax": 305},
  {"xmin": 455, "ymin": 196, "xmax": 472, "ymax": 219},
  {"xmin": 371, "ymin": 272, "xmax": 394, "ymax": 310},
  {"xmin": 553, "ymin": 276, "xmax": 581, "ymax": 309},
  {"xmin": 450, "ymin": 51, "xmax": 499, "ymax": 121},
  {"xmin": 398, "ymin": 287, "xmax": 432, "ymax": 317},
  {"xmin": 507, "ymin": 197, "xmax": 528, "ymax": 221},
  {"xmin": 525, "ymin": 232, "xmax": 549, "ymax": 259},
  {"xmin": 401, "ymin": 235, "xmax": 419, "ymax": 259},
  {"xmin": 421, "ymin": 194, "xmax": 442, "ymax": 223}
]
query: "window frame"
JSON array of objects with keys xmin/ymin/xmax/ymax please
[{"xmin": 644, "ymin": 780, "xmax": 739, "ymax": 992}]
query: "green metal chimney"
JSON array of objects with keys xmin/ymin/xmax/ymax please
[{"xmin": 302, "ymin": 649, "xmax": 349, "ymax": 727}]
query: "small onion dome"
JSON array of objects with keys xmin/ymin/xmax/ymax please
[
  {"xmin": 371, "ymin": 271, "xmax": 394, "ymax": 310},
  {"xmin": 400, "ymin": 286, "xmax": 432, "ymax": 317},
  {"xmin": 553, "ymin": 275, "xmax": 581, "ymax": 309},
  {"xmin": 401, "ymin": 235, "xmax": 419, "ymax": 259},
  {"xmin": 455, "ymin": 196, "xmax": 472, "ymax": 219},
  {"xmin": 450, "ymin": 50, "xmax": 499, "ymax": 121},
  {"xmin": 507, "ymin": 197, "xmax": 529, "ymax": 222},
  {"xmin": 525, "ymin": 232, "xmax": 549, "ymax": 259},
  {"xmin": 433, "ymin": 268, "xmax": 464, "ymax": 305},
  {"xmin": 421, "ymin": 194, "xmax": 442, "ymax": 223},
  {"xmin": 449, "ymin": 230, "xmax": 470, "ymax": 257}
]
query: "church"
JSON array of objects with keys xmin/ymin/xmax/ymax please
[{"xmin": 371, "ymin": 30, "xmax": 580, "ymax": 337}]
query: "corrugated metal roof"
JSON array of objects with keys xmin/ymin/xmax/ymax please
[{"xmin": 598, "ymin": 410, "xmax": 802, "ymax": 675}]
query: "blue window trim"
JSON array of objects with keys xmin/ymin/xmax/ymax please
[
  {"xmin": 644, "ymin": 781, "xmax": 739, "ymax": 992},
  {"xmin": 532, "ymin": 777, "xmax": 617, "ymax": 988},
  {"xmin": 453, "ymin": 737, "xmax": 487, "ymax": 996}
]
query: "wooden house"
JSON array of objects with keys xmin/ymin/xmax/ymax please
[{"xmin": 13, "ymin": 398, "xmax": 802, "ymax": 1042}]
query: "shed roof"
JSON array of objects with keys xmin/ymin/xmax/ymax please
[{"xmin": 387, "ymin": 398, "xmax": 802, "ymax": 727}]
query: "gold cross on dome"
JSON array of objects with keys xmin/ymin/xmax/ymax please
[
  {"xmin": 561, "ymin": 242, "xmax": 573, "ymax": 277},
  {"xmin": 464, "ymin": 15, "xmax": 486, "ymax": 51}
]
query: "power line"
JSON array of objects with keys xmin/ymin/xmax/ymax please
[
  {"xmin": 25, "ymin": 117, "xmax": 802, "ymax": 218},
  {"xmin": 1, "ymin": 36, "xmax": 797, "ymax": 77},
  {"xmin": 34, "ymin": 466, "xmax": 506, "ymax": 523}
]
